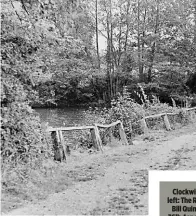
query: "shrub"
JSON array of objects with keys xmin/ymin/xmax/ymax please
[
  {"xmin": 75, "ymin": 85, "xmax": 196, "ymax": 149},
  {"xmin": 136, "ymin": 84, "xmax": 196, "ymax": 129},
  {"xmin": 144, "ymin": 96, "xmax": 179, "ymax": 116},
  {"xmin": 78, "ymin": 87, "xmax": 145, "ymax": 147},
  {"xmin": 105, "ymin": 87, "xmax": 145, "ymax": 138},
  {"xmin": 1, "ymin": 102, "xmax": 53, "ymax": 188}
]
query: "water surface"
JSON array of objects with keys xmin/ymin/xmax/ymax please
[{"xmin": 34, "ymin": 107, "xmax": 87, "ymax": 127}]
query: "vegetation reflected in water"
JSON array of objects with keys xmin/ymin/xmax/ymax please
[
  {"xmin": 35, "ymin": 108, "xmax": 86, "ymax": 127},
  {"xmin": 35, "ymin": 108, "xmax": 88, "ymax": 147}
]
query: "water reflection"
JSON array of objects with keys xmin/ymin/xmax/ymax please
[
  {"xmin": 34, "ymin": 107, "xmax": 87, "ymax": 127},
  {"xmin": 34, "ymin": 107, "xmax": 89, "ymax": 148}
]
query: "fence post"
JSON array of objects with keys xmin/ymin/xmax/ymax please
[
  {"xmin": 118, "ymin": 122, "xmax": 129, "ymax": 145},
  {"xmin": 189, "ymin": 110, "xmax": 194, "ymax": 121},
  {"xmin": 140, "ymin": 118, "xmax": 148, "ymax": 133},
  {"xmin": 94, "ymin": 124, "xmax": 103, "ymax": 152},
  {"xmin": 58, "ymin": 130, "xmax": 68, "ymax": 157},
  {"xmin": 108, "ymin": 127, "xmax": 112, "ymax": 143},
  {"xmin": 51, "ymin": 131, "xmax": 66, "ymax": 162},
  {"xmin": 51, "ymin": 130, "xmax": 60, "ymax": 143},
  {"xmin": 90, "ymin": 127, "xmax": 99, "ymax": 150},
  {"xmin": 163, "ymin": 114, "xmax": 171, "ymax": 131}
]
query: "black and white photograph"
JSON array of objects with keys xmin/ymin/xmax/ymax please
[{"xmin": 1, "ymin": 0, "xmax": 196, "ymax": 215}]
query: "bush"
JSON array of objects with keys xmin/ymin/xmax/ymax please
[
  {"xmin": 73, "ymin": 85, "xmax": 196, "ymax": 149},
  {"xmin": 144, "ymin": 96, "xmax": 179, "ymax": 116},
  {"xmin": 78, "ymin": 87, "xmax": 145, "ymax": 147},
  {"xmin": 105, "ymin": 87, "xmax": 145, "ymax": 138},
  {"xmin": 1, "ymin": 102, "xmax": 53, "ymax": 188},
  {"xmin": 136, "ymin": 84, "xmax": 196, "ymax": 130}
]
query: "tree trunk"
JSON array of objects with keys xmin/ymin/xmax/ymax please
[
  {"xmin": 141, "ymin": 8, "xmax": 147, "ymax": 81},
  {"xmin": 147, "ymin": 42, "xmax": 156, "ymax": 82},
  {"xmin": 124, "ymin": 0, "xmax": 130, "ymax": 52},
  {"xmin": 95, "ymin": 0, "xmax": 100, "ymax": 68},
  {"xmin": 105, "ymin": 0, "xmax": 115, "ymax": 102},
  {"xmin": 106, "ymin": 12, "xmax": 112, "ymax": 102},
  {"xmin": 194, "ymin": 0, "xmax": 196, "ymax": 44},
  {"xmin": 110, "ymin": 0, "xmax": 114, "ymax": 98},
  {"xmin": 147, "ymin": 0, "xmax": 159, "ymax": 83},
  {"xmin": 137, "ymin": 0, "xmax": 143, "ymax": 82}
]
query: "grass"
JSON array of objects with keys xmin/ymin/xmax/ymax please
[{"xmin": 1, "ymin": 154, "xmax": 106, "ymax": 213}]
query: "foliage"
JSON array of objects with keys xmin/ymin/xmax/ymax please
[
  {"xmin": 1, "ymin": 0, "xmax": 55, "ymax": 200},
  {"xmin": 0, "ymin": 102, "xmax": 54, "ymax": 207},
  {"xmin": 80, "ymin": 87, "xmax": 145, "ymax": 147},
  {"xmin": 105, "ymin": 87, "xmax": 145, "ymax": 138},
  {"xmin": 1, "ymin": 103, "xmax": 52, "ymax": 161},
  {"xmin": 186, "ymin": 72, "xmax": 196, "ymax": 94},
  {"xmin": 144, "ymin": 96, "xmax": 179, "ymax": 116},
  {"xmin": 134, "ymin": 84, "xmax": 196, "ymax": 130},
  {"xmin": 2, "ymin": 0, "xmax": 195, "ymax": 108},
  {"xmin": 79, "ymin": 83, "xmax": 196, "ymax": 148},
  {"xmin": 1, "ymin": 103, "xmax": 51, "ymax": 163}
]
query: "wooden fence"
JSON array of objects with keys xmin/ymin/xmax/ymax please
[
  {"xmin": 45, "ymin": 106, "xmax": 196, "ymax": 161},
  {"xmin": 46, "ymin": 120, "xmax": 129, "ymax": 161},
  {"xmin": 140, "ymin": 107, "xmax": 196, "ymax": 133}
]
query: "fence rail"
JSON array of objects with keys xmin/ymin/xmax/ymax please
[
  {"xmin": 47, "ymin": 125, "xmax": 94, "ymax": 132},
  {"xmin": 46, "ymin": 120, "xmax": 129, "ymax": 161},
  {"xmin": 45, "ymin": 106, "xmax": 196, "ymax": 162},
  {"xmin": 140, "ymin": 107, "xmax": 196, "ymax": 133}
]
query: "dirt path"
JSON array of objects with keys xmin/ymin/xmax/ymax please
[{"xmin": 4, "ymin": 125, "xmax": 196, "ymax": 215}]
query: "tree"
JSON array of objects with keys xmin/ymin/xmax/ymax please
[{"xmin": 95, "ymin": 0, "xmax": 101, "ymax": 68}]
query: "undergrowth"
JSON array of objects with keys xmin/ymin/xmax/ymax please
[
  {"xmin": 78, "ymin": 85, "xmax": 196, "ymax": 147},
  {"xmin": 1, "ymin": 102, "xmax": 56, "ymax": 213}
]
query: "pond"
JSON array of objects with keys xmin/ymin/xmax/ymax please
[
  {"xmin": 34, "ymin": 107, "xmax": 90, "ymax": 147},
  {"xmin": 34, "ymin": 107, "xmax": 87, "ymax": 127}
]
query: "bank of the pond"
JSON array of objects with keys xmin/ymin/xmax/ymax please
[{"xmin": 31, "ymin": 101, "xmax": 107, "ymax": 109}]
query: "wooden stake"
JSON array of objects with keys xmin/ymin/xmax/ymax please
[
  {"xmin": 108, "ymin": 127, "xmax": 112, "ymax": 143},
  {"xmin": 94, "ymin": 124, "xmax": 103, "ymax": 152},
  {"xmin": 129, "ymin": 121, "xmax": 133, "ymax": 133},
  {"xmin": 51, "ymin": 131, "xmax": 59, "ymax": 147},
  {"xmin": 118, "ymin": 122, "xmax": 129, "ymax": 145},
  {"xmin": 189, "ymin": 110, "xmax": 194, "ymax": 121},
  {"xmin": 51, "ymin": 131, "xmax": 65, "ymax": 162},
  {"xmin": 56, "ymin": 130, "xmax": 60, "ymax": 143},
  {"xmin": 90, "ymin": 127, "xmax": 99, "ymax": 150},
  {"xmin": 140, "ymin": 118, "xmax": 148, "ymax": 133},
  {"xmin": 163, "ymin": 114, "xmax": 171, "ymax": 131},
  {"xmin": 58, "ymin": 130, "xmax": 67, "ymax": 157}
]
